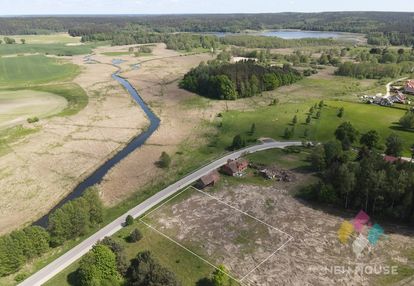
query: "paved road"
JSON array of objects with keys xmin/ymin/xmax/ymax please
[{"xmin": 19, "ymin": 140, "xmax": 303, "ymax": 286}]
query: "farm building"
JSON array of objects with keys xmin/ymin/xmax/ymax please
[
  {"xmin": 405, "ymin": 80, "xmax": 414, "ymax": 94},
  {"xmin": 221, "ymin": 158, "xmax": 248, "ymax": 176},
  {"xmin": 196, "ymin": 170, "xmax": 220, "ymax": 189}
]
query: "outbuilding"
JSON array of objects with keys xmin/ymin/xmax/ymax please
[
  {"xmin": 221, "ymin": 158, "xmax": 248, "ymax": 176},
  {"xmin": 196, "ymin": 171, "xmax": 220, "ymax": 189}
]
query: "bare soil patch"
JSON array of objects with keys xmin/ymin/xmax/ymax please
[
  {"xmin": 143, "ymin": 187, "xmax": 291, "ymax": 282},
  {"xmin": 142, "ymin": 180, "xmax": 414, "ymax": 286}
]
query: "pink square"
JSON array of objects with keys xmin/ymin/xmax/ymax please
[{"xmin": 353, "ymin": 210, "xmax": 370, "ymax": 233}]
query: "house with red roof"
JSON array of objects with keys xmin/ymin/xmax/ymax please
[
  {"xmin": 404, "ymin": 80, "xmax": 414, "ymax": 94},
  {"xmin": 221, "ymin": 158, "xmax": 248, "ymax": 176}
]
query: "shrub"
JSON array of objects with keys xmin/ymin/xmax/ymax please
[
  {"xmin": 128, "ymin": 229, "xmax": 143, "ymax": 243},
  {"xmin": 230, "ymin": 134, "xmax": 246, "ymax": 150},
  {"xmin": 158, "ymin": 152, "xmax": 171, "ymax": 168},
  {"xmin": 125, "ymin": 215, "xmax": 134, "ymax": 226},
  {"xmin": 27, "ymin": 117, "xmax": 39, "ymax": 123}
]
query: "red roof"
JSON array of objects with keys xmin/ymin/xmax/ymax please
[
  {"xmin": 384, "ymin": 155, "xmax": 399, "ymax": 163},
  {"xmin": 406, "ymin": 80, "xmax": 414, "ymax": 89}
]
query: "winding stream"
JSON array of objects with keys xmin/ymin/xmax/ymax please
[{"xmin": 35, "ymin": 62, "xmax": 160, "ymax": 227}]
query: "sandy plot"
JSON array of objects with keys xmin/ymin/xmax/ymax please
[
  {"xmin": 142, "ymin": 181, "xmax": 414, "ymax": 286},
  {"xmin": 0, "ymin": 52, "xmax": 148, "ymax": 234},
  {"xmin": 143, "ymin": 187, "xmax": 291, "ymax": 282},
  {"xmin": 214, "ymin": 185, "xmax": 413, "ymax": 286}
]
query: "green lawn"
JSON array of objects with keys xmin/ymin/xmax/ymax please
[
  {"xmin": 0, "ymin": 43, "xmax": 97, "ymax": 56},
  {"xmin": 0, "ymin": 55, "xmax": 80, "ymax": 88},
  {"xmin": 265, "ymin": 75, "xmax": 380, "ymax": 103},
  {"xmin": 45, "ymin": 221, "xmax": 214, "ymax": 286},
  {"xmin": 216, "ymin": 100, "xmax": 413, "ymax": 156},
  {"xmin": 246, "ymin": 147, "xmax": 310, "ymax": 169}
]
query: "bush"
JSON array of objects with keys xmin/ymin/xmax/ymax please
[
  {"xmin": 128, "ymin": 229, "xmax": 143, "ymax": 243},
  {"xmin": 27, "ymin": 117, "xmax": 39, "ymax": 123},
  {"xmin": 126, "ymin": 251, "xmax": 180, "ymax": 286},
  {"xmin": 14, "ymin": 272, "xmax": 28, "ymax": 282},
  {"xmin": 125, "ymin": 215, "xmax": 134, "ymax": 226},
  {"xmin": 99, "ymin": 237, "xmax": 128, "ymax": 276},
  {"xmin": 399, "ymin": 111, "xmax": 414, "ymax": 130},
  {"xmin": 230, "ymin": 134, "xmax": 246, "ymax": 150},
  {"xmin": 158, "ymin": 152, "xmax": 171, "ymax": 168},
  {"xmin": 77, "ymin": 244, "xmax": 120, "ymax": 286}
]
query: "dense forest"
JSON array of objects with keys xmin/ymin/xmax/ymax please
[
  {"xmin": 0, "ymin": 12, "xmax": 413, "ymax": 46},
  {"xmin": 180, "ymin": 60, "xmax": 302, "ymax": 100},
  {"xmin": 335, "ymin": 47, "xmax": 414, "ymax": 79},
  {"xmin": 302, "ymin": 123, "xmax": 414, "ymax": 223}
]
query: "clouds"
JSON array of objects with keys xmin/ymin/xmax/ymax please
[{"xmin": 1, "ymin": 0, "xmax": 413, "ymax": 15}]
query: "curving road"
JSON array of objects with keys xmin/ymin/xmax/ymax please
[{"xmin": 19, "ymin": 140, "xmax": 303, "ymax": 286}]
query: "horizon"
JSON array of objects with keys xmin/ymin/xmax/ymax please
[
  {"xmin": 2, "ymin": 0, "xmax": 414, "ymax": 16},
  {"xmin": 2, "ymin": 11, "xmax": 414, "ymax": 17}
]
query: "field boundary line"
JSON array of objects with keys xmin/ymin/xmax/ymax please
[
  {"xmin": 140, "ymin": 185, "xmax": 293, "ymax": 285},
  {"xmin": 194, "ymin": 187, "xmax": 293, "ymax": 239}
]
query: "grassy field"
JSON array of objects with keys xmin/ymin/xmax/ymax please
[
  {"xmin": 0, "ymin": 33, "xmax": 81, "ymax": 44},
  {"xmin": 0, "ymin": 43, "xmax": 97, "ymax": 56},
  {"xmin": 266, "ymin": 74, "xmax": 381, "ymax": 103},
  {"xmin": 246, "ymin": 147, "xmax": 310, "ymax": 169},
  {"xmin": 0, "ymin": 55, "xmax": 80, "ymax": 88},
  {"xmin": 214, "ymin": 100, "xmax": 413, "ymax": 156},
  {"xmin": 0, "ymin": 33, "xmax": 95, "ymax": 56},
  {"xmin": 45, "ymin": 221, "xmax": 214, "ymax": 286}
]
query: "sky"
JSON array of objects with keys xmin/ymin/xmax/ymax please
[{"xmin": 2, "ymin": 0, "xmax": 414, "ymax": 15}]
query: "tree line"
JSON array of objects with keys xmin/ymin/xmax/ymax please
[
  {"xmin": 302, "ymin": 122, "xmax": 414, "ymax": 223},
  {"xmin": 180, "ymin": 60, "xmax": 302, "ymax": 100},
  {"xmin": 1, "ymin": 13, "xmax": 414, "ymax": 46},
  {"xmin": 0, "ymin": 188, "xmax": 104, "ymax": 278},
  {"xmin": 335, "ymin": 61, "xmax": 414, "ymax": 79}
]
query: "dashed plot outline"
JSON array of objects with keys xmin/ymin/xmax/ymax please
[{"xmin": 139, "ymin": 185, "xmax": 293, "ymax": 285}]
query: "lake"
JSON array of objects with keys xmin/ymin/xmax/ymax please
[
  {"xmin": 208, "ymin": 30, "xmax": 358, "ymax": 40},
  {"xmin": 259, "ymin": 30, "xmax": 344, "ymax": 39}
]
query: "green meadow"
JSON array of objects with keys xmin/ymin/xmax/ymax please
[
  {"xmin": 0, "ymin": 55, "xmax": 80, "ymax": 88},
  {"xmin": 215, "ymin": 100, "xmax": 413, "ymax": 156}
]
